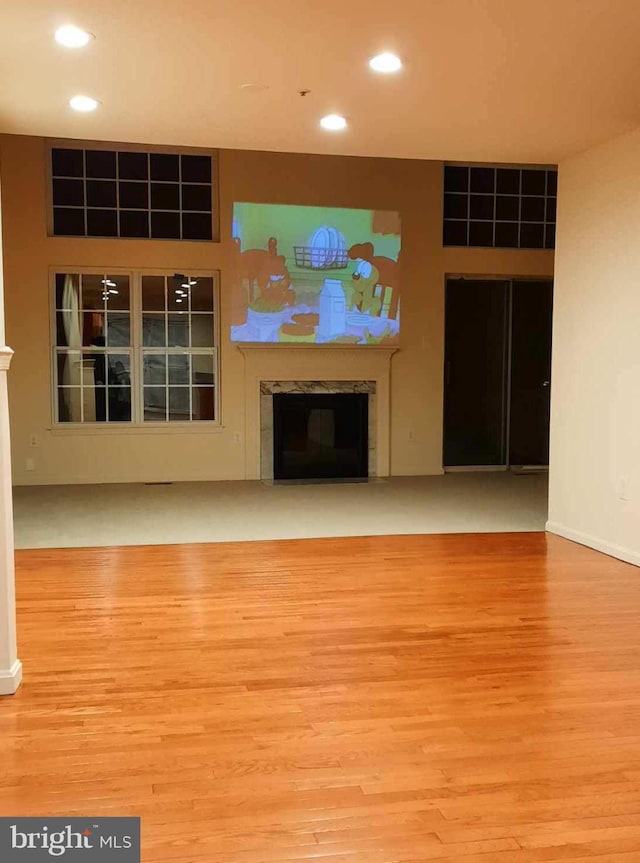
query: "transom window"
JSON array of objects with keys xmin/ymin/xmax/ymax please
[
  {"xmin": 53, "ymin": 271, "xmax": 219, "ymax": 424},
  {"xmin": 50, "ymin": 146, "xmax": 216, "ymax": 241},
  {"xmin": 443, "ymin": 164, "xmax": 557, "ymax": 249}
]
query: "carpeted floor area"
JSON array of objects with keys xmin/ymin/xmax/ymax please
[{"xmin": 13, "ymin": 472, "xmax": 548, "ymax": 549}]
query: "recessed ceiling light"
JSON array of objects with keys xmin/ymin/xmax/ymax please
[
  {"xmin": 55, "ymin": 25, "xmax": 93, "ymax": 48},
  {"xmin": 320, "ymin": 114, "xmax": 347, "ymax": 131},
  {"xmin": 369, "ymin": 52, "xmax": 402, "ymax": 73},
  {"xmin": 69, "ymin": 95, "xmax": 99, "ymax": 112}
]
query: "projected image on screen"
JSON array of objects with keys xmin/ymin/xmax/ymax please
[{"xmin": 231, "ymin": 203, "xmax": 401, "ymax": 344}]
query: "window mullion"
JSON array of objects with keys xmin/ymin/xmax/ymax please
[{"xmin": 132, "ymin": 270, "xmax": 143, "ymax": 424}]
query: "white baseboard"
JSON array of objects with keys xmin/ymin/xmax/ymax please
[
  {"xmin": 546, "ymin": 521, "xmax": 640, "ymax": 568},
  {"xmin": 0, "ymin": 659, "xmax": 22, "ymax": 695}
]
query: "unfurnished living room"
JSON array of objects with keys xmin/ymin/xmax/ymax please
[{"xmin": 0, "ymin": 1, "xmax": 639, "ymax": 861}]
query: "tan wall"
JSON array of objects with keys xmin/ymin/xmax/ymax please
[
  {"xmin": 548, "ymin": 127, "xmax": 640, "ymax": 566},
  {"xmin": 0, "ymin": 135, "xmax": 554, "ymax": 485}
]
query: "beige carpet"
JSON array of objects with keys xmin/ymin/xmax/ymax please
[{"xmin": 12, "ymin": 472, "xmax": 548, "ymax": 549}]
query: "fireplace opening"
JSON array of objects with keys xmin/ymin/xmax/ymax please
[{"xmin": 273, "ymin": 393, "xmax": 368, "ymax": 480}]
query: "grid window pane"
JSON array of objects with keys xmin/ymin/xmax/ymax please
[
  {"xmin": 546, "ymin": 197, "xmax": 557, "ymax": 222},
  {"xmin": 54, "ymin": 270, "xmax": 217, "ymax": 424},
  {"xmin": 443, "ymin": 219, "xmax": 468, "ymax": 246},
  {"xmin": 107, "ymin": 313, "xmax": 130, "ymax": 347},
  {"xmin": 190, "ymin": 278, "xmax": 214, "ymax": 311},
  {"xmin": 82, "ymin": 275, "xmax": 106, "ymax": 310},
  {"xmin": 545, "ymin": 224, "xmax": 556, "ymax": 249},
  {"xmin": 57, "ymin": 351, "xmax": 82, "ymax": 386},
  {"xmin": 521, "ymin": 196, "xmax": 545, "ymax": 222},
  {"xmin": 120, "ymin": 210, "xmax": 149, "ymax": 238},
  {"xmin": 108, "ymin": 386, "xmax": 132, "ymax": 421},
  {"xmin": 86, "ymin": 180, "xmax": 117, "ymax": 208},
  {"xmin": 519, "ymin": 222, "xmax": 545, "ymax": 248},
  {"xmin": 443, "ymin": 163, "xmax": 557, "ymax": 249},
  {"xmin": 521, "ymin": 169, "xmax": 546, "ymax": 196},
  {"xmin": 144, "ymin": 387, "xmax": 166, "ymax": 421},
  {"xmin": 469, "ymin": 195, "xmax": 494, "ymax": 221},
  {"xmin": 53, "ymin": 207, "xmax": 85, "ymax": 236},
  {"xmin": 496, "ymin": 195, "xmax": 519, "ymax": 221},
  {"xmin": 51, "ymin": 147, "xmax": 215, "ymax": 240},
  {"xmin": 86, "ymin": 150, "xmax": 117, "ymax": 178},
  {"xmin": 192, "ymin": 387, "xmax": 215, "ymax": 420},
  {"xmin": 119, "ymin": 182, "xmax": 148, "ymax": 209},
  {"xmin": 168, "ymin": 354, "xmax": 190, "ymax": 384},
  {"xmin": 107, "ymin": 354, "xmax": 131, "ymax": 386},
  {"xmin": 118, "ymin": 151, "xmax": 148, "ymax": 180},
  {"xmin": 469, "ymin": 221, "xmax": 493, "ymax": 247},
  {"xmin": 53, "ymin": 178, "xmax": 84, "ymax": 207},
  {"xmin": 151, "ymin": 211, "xmax": 181, "ymax": 239},
  {"xmin": 52, "ymin": 148, "xmax": 83, "ymax": 177},
  {"xmin": 105, "ymin": 275, "xmax": 130, "ymax": 311},
  {"xmin": 83, "ymin": 311, "xmax": 105, "ymax": 346},
  {"xmin": 496, "ymin": 168, "xmax": 520, "ymax": 195},
  {"xmin": 192, "ymin": 354, "xmax": 214, "ymax": 384},
  {"xmin": 87, "ymin": 209, "xmax": 118, "ymax": 237},
  {"xmin": 57, "ymin": 387, "xmax": 80, "ymax": 423},
  {"xmin": 443, "ymin": 165, "xmax": 469, "ymax": 193},
  {"xmin": 150, "ymin": 153, "xmax": 180, "ymax": 181},
  {"xmin": 443, "ymin": 194, "xmax": 468, "ymax": 220},
  {"xmin": 142, "ymin": 276, "xmax": 166, "ymax": 311},
  {"xmin": 181, "ymin": 155, "xmax": 212, "ymax": 183},
  {"xmin": 168, "ymin": 387, "xmax": 190, "ymax": 421},
  {"xmin": 167, "ymin": 313, "xmax": 190, "ymax": 347},
  {"xmin": 151, "ymin": 183, "xmax": 180, "ymax": 211},
  {"xmin": 182, "ymin": 212, "xmax": 213, "ymax": 240},
  {"xmin": 190, "ymin": 314, "xmax": 214, "ymax": 347},
  {"xmin": 495, "ymin": 222, "xmax": 519, "ymax": 248},
  {"xmin": 143, "ymin": 354, "xmax": 166, "ymax": 385},
  {"xmin": 143, "ymin": 314, "xmax": 167, "ymax": 347},
  {"xmin": 182, "ymin": 184, "xmax": 212, "ymax": 211},
  {"xmin": 470, "ymin": 167, "xmax": 495, "ymax": 193}
]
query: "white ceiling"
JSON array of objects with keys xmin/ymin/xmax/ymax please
[{"xmin": 2, "ymin": 0, "xmax": 640, "ymax": 163}]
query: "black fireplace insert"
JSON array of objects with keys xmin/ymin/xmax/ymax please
[{"xmin": 273, "ymin": 392, "xmax": 368, "ymax": 480}]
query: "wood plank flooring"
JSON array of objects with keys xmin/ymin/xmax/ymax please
[{"xmin": 2, "ymin": 532, "xmax": 640, "ymax": 862}]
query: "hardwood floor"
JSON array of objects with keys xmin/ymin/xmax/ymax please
[{"xmin": 2, "ymin": 532, "xmax": 640, "ymax": 862}]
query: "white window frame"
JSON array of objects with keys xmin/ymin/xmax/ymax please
[{"xmin": 50, "ymin": 266, "xmax": 221, "ymax": 433}]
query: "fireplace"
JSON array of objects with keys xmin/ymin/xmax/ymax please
[
  {"xmin": 273, "ymin": 393, "xmax": 368, "ymax": 480},
  {"xmin": 260, "ymin": 380, "xmax": 378, "ymax": 480}
]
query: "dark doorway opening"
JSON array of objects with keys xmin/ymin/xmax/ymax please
[
  {"xmin": 443, "ymin": 278, "xmax": 553, "ymax": 468},
  {"xmin": 273, "ymin": 393, "xmax": 368, "ymax": 481}
]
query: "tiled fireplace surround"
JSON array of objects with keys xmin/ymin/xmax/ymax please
[{"xmin": 238, "ymin": 347, "xmax": 396, "ymax": 480}]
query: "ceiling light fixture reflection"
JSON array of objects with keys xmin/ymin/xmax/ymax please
[
  {"xmin": 320, "ymin": 114, "xmax": 347, "ymax": 131},
  {"xmin": 55, "ymin": 25, "xmax": 94, "ymax": 48},
  {"xmin": 69, "ymin": 94, "xmax": 99, "ymax": 112},
  {"xmin": 369, "ymin": 52, "xmax": 402, "ymax": 73}
]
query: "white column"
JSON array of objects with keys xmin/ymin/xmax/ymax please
[{"xmin": 0, "ymin": 171, "xmax": 22, "ymax": 695}]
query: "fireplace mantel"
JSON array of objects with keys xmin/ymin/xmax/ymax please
[
  {"xmin": 237, "ymin": 345, "xmax": 398, "ymax": 356},
  {"xmin": 239, "ymin": 346, "xmax": 397, "ymax": 479}
]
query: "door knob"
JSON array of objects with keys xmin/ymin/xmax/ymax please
[{"xmin": 542, "ymin": 380, "xmax": 550, "ymax": 387}]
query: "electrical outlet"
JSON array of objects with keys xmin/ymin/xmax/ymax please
[
  {"xmin": 617, "ymin": 476, "xmax": 630, "ymax": 501},
  {"xmin": 233, "ymin": 432, "xmax": 241, "ymax": 444},
  {"xmin": 408, "ymin": 430, "xmax": 415, "ymax": 441},
  {"xmin": 25, "ymin": 458, "xmax": 36, "ymax": 472},
  {"xmin": 29, "ymin": 433, "xmax": 39, "ymax": 448}
]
